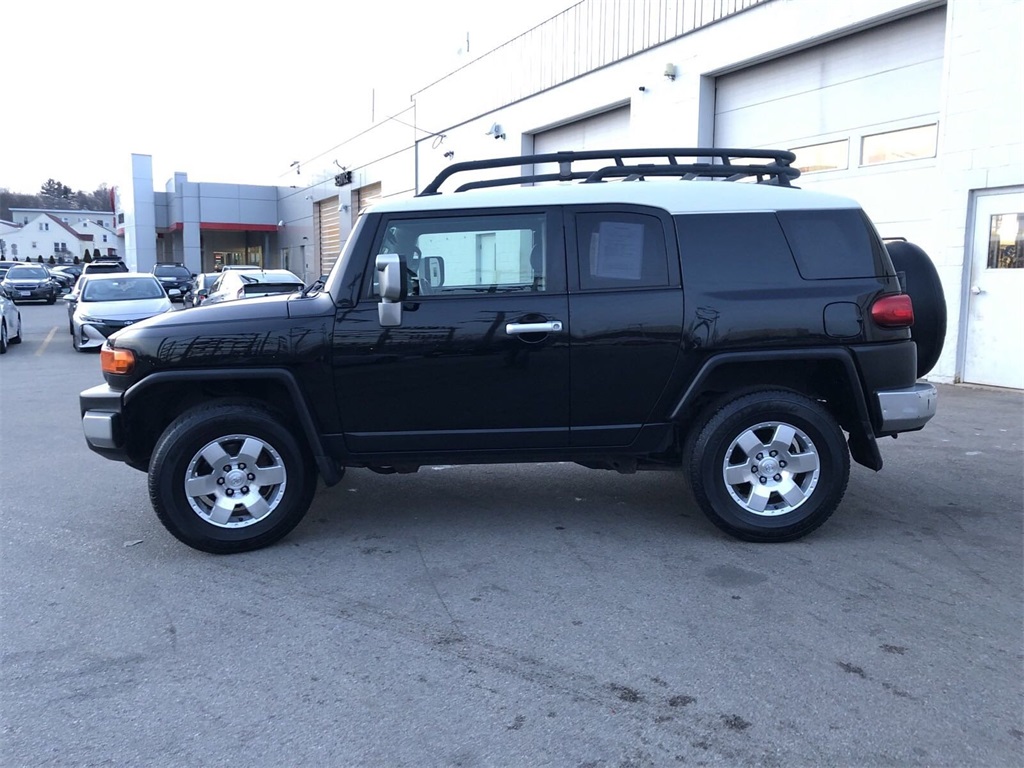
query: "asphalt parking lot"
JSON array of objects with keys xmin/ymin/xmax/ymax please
[{"xmin": 1, "ymin": 301, "xmax": 1022, "ymax": 767}]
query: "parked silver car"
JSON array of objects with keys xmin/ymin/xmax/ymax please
[
  {"xmin": 0, "ymin": 285, "xmax": 23, "ymax": 354},
  {"xmin": 69, "ymin": 273, "xmax": 173, "ymax": 352},
  {"xmin": 1, "ymin": 264, "xmax": 61, "ymax": 304},
  {"xmin": 203, "ymin": 269, "xmax": 304, "ymax": 305}
]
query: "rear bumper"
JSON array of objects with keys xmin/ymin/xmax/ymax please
[{"xmin": 875, "ymin": 383, "xmax": 937, "ymax": 435}]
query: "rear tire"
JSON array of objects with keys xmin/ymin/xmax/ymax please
[
  {"xmin": 687, "ymin": 390, "xmax": 849, "ymax": 542},
  {"xmin": 149, "ymin": 402, "xmax": 317, "ymax": 553}
]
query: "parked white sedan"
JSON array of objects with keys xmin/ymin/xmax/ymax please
[{"xmin": 69, "ymin": 273, "xmax": 173, "ymax": 352}]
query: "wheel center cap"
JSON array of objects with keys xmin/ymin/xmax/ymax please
[
  {"xmin": 226, "ymin": 469, "xmax": 247, "ymax": 489},
  {"xmin": 760, "ymin": 458, "xmax": 780, "ymax": 475}
]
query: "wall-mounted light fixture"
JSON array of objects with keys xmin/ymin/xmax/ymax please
[
  {"xmin": 444, "ymin": 150, "xmax": 455, "ymax": 159},
  {"xmin": 664, "ymin": 63, "xmax": 677, "ymax": 81},
  {"xmin": 638, "ymin": 86, "xmax": 648, "ymax": 92},
  {"xmin": 304, "ymin": 195, "xmax": 313, "ymax": 200},
  {"xmin": 485, "ymin": 123, "xmax": 506, "ymax": 140},
  {"xmin": 277, "ymin": 220, "xmax": 285, "ymax": 227},
  {"xmin": 340, "ymin": 203, "xmax": 351, "ymax": 213}
]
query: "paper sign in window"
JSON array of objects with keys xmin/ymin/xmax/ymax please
[{"xmin": 589, "ymin": 221, "xmax": 644, "ymax": 280}]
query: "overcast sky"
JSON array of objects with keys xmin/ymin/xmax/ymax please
[{"xmin": 1, "ymin": 0, "xmax": 566, "ymax": 196}]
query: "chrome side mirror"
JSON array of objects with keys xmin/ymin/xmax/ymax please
[{"xmin": 376, "ymin": 253, "xmax": 405, "ymax": 327}]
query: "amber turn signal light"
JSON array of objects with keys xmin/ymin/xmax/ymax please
[{"xmin": 101, "ymin": 345, "xmax": 136, "ymax": 375}]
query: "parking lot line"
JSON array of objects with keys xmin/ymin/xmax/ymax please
[{"xmin": 35, "ymin": 326, "xmax": 58, "ymax": 356}]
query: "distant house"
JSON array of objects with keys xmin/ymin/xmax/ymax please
[
  {"xmin": 0, "ymin": 208, "xmax": 123, "ymax": 263},
  {"xmin": 0, "ymin": 210, "xmax": 121, "ymax": 264}
]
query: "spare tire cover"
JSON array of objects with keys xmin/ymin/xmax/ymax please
[{"xmin": 885, "ymin": 240, "xmax": 947, "ymax": 378}]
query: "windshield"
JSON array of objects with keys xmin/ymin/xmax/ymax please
[
  {"xmin": 6, "ymin": 267, "xmax": 49, "ymax": 279},
  {"xmin": 154, "ymin": 265, "xmax": 191, "ymax": 278},
  {"xmin": 82, "ymin": 277, "xmax": 167, "ymax": 302}
]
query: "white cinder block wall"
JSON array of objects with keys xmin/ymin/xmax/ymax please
[{"xmin": 934, "ymin": 0, "xmax": 1024, "ymax": 382}]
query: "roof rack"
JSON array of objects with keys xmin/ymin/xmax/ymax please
[{"xmin": 418, "ymin": 147, "xmax": 800, "ymax": 196}]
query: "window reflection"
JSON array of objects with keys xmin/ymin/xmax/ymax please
[
  {"xmin": 791, "ymin": 140, "xmax": 849, "ymax": 173},
  {"xmin": 861, "ymin": 124, "xmax": 938, "ymax": 166},
  {"xmin": 987, "ymin": 212, "xmax": 1023, "ymax": 269}
]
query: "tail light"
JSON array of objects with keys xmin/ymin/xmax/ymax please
[{"xmin": 871, "ymin": 294, "xmax": 914, "ymax": 328}]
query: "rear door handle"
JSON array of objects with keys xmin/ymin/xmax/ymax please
[{"xmin": 506, "ymin": 320, "xmax": 563, "ymax": 335}]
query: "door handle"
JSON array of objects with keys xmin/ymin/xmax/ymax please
[
  {"xmin": 970, "ymin": 285, "xmax": 985, "ymax": 295},
  {"xmin": 506, "ymin": 320, "xmax": 563, "ymax": 335}
]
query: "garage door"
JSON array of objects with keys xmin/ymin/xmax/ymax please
[
  {"xmin": 356, "ymin": 182, "xmax": 381, "ymax": 215},
  {"xmin": 531, "ymin": 106, "xmax": 631, "ymax": 180},
  {"xmin": 714, "ymin": 8, "xmax": 945, "ymax": 165},
  {"xmin": 316, "ymin": 197, "xmax": 340, "ymax": 276},
  {"xmin": 534, "ymin": 105, "xmax": 631, "ymax": 154}
]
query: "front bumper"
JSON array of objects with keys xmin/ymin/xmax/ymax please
[
  {"xmin": 876, "ymin": 382, "xmax": 937, "ymax": 434},
  {"xmin": 8, "ymin": 285, "xmax": 57, "ymax": 301},
  {"xmin": 76, "ymin": 319, "xmax": 138, "ymax": 349},
  {"xmin": 80, "ymin": 384, "xmax": 127, "ymax": 460}
]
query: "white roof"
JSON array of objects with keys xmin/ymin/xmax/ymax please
[{"xmin": 371, "ymin": 180, "xmax": 861, "ymax": 216}]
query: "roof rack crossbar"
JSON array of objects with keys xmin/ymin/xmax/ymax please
[
  {"xmin": 419, "ymin": 147, "xmax": 799, "ymax": 195},
  {"xmin": 579, "ymin": 162, "xmax": 799, "ymax": 185}
]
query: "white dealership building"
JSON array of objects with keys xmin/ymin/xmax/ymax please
[{"xmin": 122, "ymin": 0, "xmax": 1022, "ymax": 388}]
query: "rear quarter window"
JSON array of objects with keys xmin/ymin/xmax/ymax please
[
  {"xmin": 675, "ymin": 213, "xmax": 796, "ymax": 286},
  {"xmin": 777, "ymin": 209, "xmax": 885, "ymax": 279}
]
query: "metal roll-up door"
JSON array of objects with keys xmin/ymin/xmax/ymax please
[
  {"xmin": 531, "ymin": 106, "xmax": 631, "ymax": 181},
  {"xmin": 316, "ymin": 197, "xmax": 340, "ymax": 276},
  {"xmin": 357, "ymin": 182, "xmax": 382, "ymax": 215},
  {"xmin": 534, "ymin": 106, "xmax": 631, "ymax": 154},
  {"xmin": 714, "ymin": 9, "xmax": 945, "ymax": 154}
]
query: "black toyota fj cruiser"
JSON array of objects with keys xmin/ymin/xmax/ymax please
[{"xmin": 79, "ymin": 149, "xmax": 943, "ymax": 553}]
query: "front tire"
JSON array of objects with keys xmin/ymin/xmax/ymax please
[
  {"xmin": 148, "ymin": 402, "xmax": 317, "ymax": 553},
  {"xmin": 687, "ymin": 390, "xmax": 850, "ymax": 542},
  {"xmin": 0, "ymin": 321, "xmax": 7, "ymax": 354}
]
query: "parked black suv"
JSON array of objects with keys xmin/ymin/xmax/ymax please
[
  {"xmin": 80, "ymin": 258, "xmax": 128, "ymax": 278},
  {"xmin": 79, "ymin": 149, "xmax": 943, "ymax": 553},
  {"xmin": 152, "ymin": 263, "xmax": 195, "ymax": 302}
]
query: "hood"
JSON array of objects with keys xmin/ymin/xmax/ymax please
[{"xmin": 113, "ymin": 291, "xmax": 294, "ymax": 334}]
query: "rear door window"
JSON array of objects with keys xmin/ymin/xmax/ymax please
[{"xmin": 573, "ymin": 210, "xmax": 671, "ymax": 291}]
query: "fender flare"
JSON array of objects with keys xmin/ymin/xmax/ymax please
[
  {"xmin": 123, "ymin": 368, "xmax": 342, "ymax": 486},
  {"xmin": 669, "ymin": 348, "xmax": 883, "ymax": 471}
]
